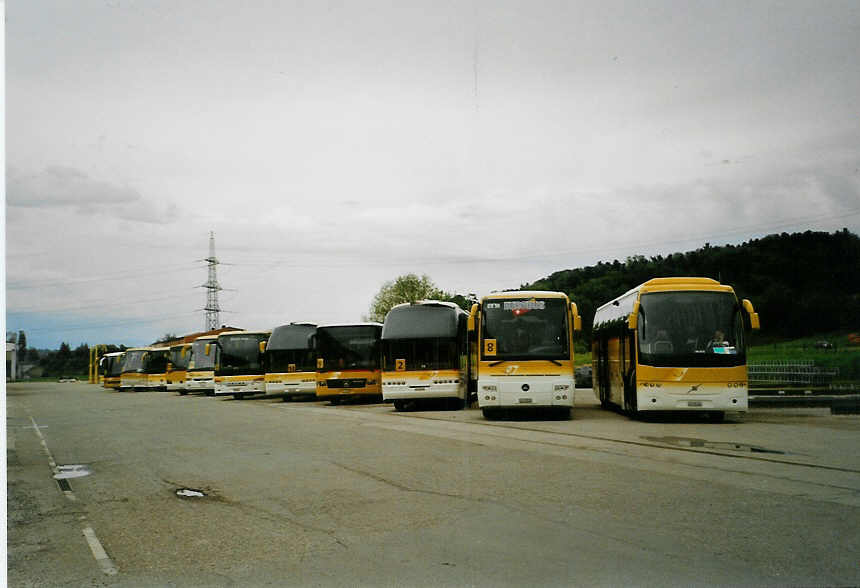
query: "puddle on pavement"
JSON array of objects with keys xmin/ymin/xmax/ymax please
[
  {"xmin": 642, "ymin": 436, "xmax": 785, "ymax": 454},
  {"xmin": 176, "ymin": 488, "xmax": 206, "ymax": 498},
  {"xmin": 53, "ymin": 465, "xmax": 91, "ymax": 479}
]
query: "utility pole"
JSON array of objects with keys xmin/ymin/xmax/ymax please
[{"xmin": 203, "ymin": 231, "xmax": 222, "ymax": 331}]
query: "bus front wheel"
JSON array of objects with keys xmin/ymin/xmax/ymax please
[{"xmin": 393, "ymin": 400, "xmax": 405, "ymax": 411}]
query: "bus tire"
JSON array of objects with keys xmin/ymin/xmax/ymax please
[
  {"xmin": 482, "ymin": 408, "xmax": 499, "ymax": 420},
  {"xmin": 329, "ymin": 398, "xmax": 340, "ymax": 406},
  {"xmin": 179, "ymin": 390, "xmax": 188, "ymax": 396},
  {"xmin": 393, "ymin": 400, "xmax": 405, "ymax": 411},
  {"xmin": 233, "ymin": 394, "xmax": 245, "ymax": 400},
  {"xmin": 599, "ymin": 387, "xmax": 611, "ymax": 409}
]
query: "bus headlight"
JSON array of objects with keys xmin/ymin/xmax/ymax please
[{"xmin": 481, "ymin": 384, "xmax": 497, "ymax": 392}]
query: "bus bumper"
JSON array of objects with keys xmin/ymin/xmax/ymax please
[
  {"xmin": 383, "ymin": 382, "xmax": 463, "ymax": 401},
  {"xmin": 636, "ymin": 384, "xmax": 748, "ymax": 412},
  {"xmin": 266, "ymin": 380, "xmax": 316, "ymax": 398},
  {"xmin": 214, "ymin": 380, "xmax": 266, "ymax": 397},
  {"xmin": 477, "ymin": 378, "xmax": 574, "ymax": 408}
]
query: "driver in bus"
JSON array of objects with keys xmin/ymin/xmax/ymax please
[{"xmin": 707, "ymin": 330, "xmax": 729, "ymax": 351}]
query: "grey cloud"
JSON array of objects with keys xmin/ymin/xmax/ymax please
[
  {"xmin": 8, "ymin": 165, "xmax": 141, "ymax": 208},
  {"xmin": 7, "ymin": 165, "xmax": 178, "ymax": 225}
]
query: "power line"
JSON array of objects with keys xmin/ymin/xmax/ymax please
[
  {"xmin": 22, "ymin": 312, "xmax": 198, "ymax": 334},
  {"xmin": 8, "ymin": 292, "xmax": 191, "ymax": 315},
  {"xmin": 6, "ymin": 263, "xmax": 197, "ymax": 291},
  {"xmin": 206, "ymin": 207, "xmax": 860, "ymax": 269}
]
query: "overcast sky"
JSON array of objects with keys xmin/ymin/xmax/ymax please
[{"xmin": 6, "ymin": 0, "xmax": 860, "ymax": 349}]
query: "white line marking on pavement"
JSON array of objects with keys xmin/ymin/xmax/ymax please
[
  {"xmin": 83, "ymin": 527, "xmax": 119, "ymax": 576},
  {"xmin": 28, "ymin": 413, "xmax": 120, "ymax": 575}
]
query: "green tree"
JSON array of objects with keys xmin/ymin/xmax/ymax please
[
  {"xmin": 368, "ymin": 274, "xmax": 445, "ymax": 322},
  {"xmin": 154, "ymin": 332, "xmax": 179, "ymax": 344}
]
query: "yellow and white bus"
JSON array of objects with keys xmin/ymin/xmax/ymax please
[
  {"xmin": 470, "ymin": 291, "xmax": 581, "ymax": 419},
  {"xmin": 119, "ymin": 346, "xmax": 170, "ymax": 391},
  {"xmin": 265, "ymin": 323, "xmax": 317, "ymax": 400},
  {"xmin": 316, "ymin": 323, "xmax": 382, "ymax": 405},
  {"xmin": 592, "ymin": 277, "xmax": 760, "ymax": 419},
  {"xmin": 186, "ymin": 335, "xmax": 218, "ymax": 395},
  {"xmin": 166, "ymin": 343, "xmax": 192, "ymax": 395},
  {"xmin": 101, "ymin": 351, "xmax": 125, "ymax": 389},
  {"xmin": 214, "ymin": 331, "xmax": 270, "ymax": 399},
  {"xmin": 382, "ymin": 301, "xmax": 469, "ymax": 411}
]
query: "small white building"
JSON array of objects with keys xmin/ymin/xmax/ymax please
[{"xmin": 6, "ymin": 342, "xmax": 18, "ymax": 382}]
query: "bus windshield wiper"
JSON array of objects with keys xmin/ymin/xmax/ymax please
[
  {"xmin": 489, "ymin": 360, "xmax": 507, "ymax": 367},
  {"xmin": 547, "ymin": 359, "xmax": 562, "ymax": 366}
]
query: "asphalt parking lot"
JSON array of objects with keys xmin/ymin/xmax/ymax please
[{"xmin": 7, "ymin": 382, "xmax": 860, "ymax": 586}]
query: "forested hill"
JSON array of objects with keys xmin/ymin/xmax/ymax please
[{"xmin": 523, "ymin": 229, "xmax": 860, "ymax": 341}]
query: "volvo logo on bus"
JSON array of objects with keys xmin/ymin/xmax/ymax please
[{"xmin": 521, "ymin": 384, "xmax": 530, "ymax": 392}]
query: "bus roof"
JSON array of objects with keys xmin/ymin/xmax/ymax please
[
  {"xmin": 482, "ymin": 290, "xmax": 570, "ymax": 301},
  {"xmin": 193, "ymin": 335, "xmax": 219, "ymax": 342},
  {"xmin": 318, "ymin": 322, "xmax": 383, "ymax": 329},
  {"xmin": 150, "ymin": 347, "xmax": 171, "ymax": 352},
  {"xmin": 125, "ymin": 347, "xmax": 153, "ymax": 352},
  {"xmin": 383, "ymin": 301, "xmax": 466, "ymax": 340},
  {"xmin": 389, "ymin": 300, "xmax": 462, "ymax": 312},
  {"xmin": 169, "ymin": 342, "xmax": 192, "ymax": 350},
  {"xmin": 217, "ymin": 330, "xmax": 270, "ymax": 337},
  {"xmin": 103, "ymin": 351, "xmax": 125, "ymax": 357},
  {"xmin": 593, "ymin": 277, "xmax": 737, "ymax": 328},
  {"xmin": 268, "ymin": 324, "xmax": 316, "ymax": 350}
]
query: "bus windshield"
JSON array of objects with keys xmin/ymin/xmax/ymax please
[
  {"xmin": 190, "ymin": 340, "xmax": 216, "ymax": 370},
  {"xmin": 122, "ymin": 350, "xmax": 146, "ymax": 373},
  {"xmin": 383, "ymin": 338, "xmax": 459, "ymax": 371},
  {"xmin": 317, "ymin": 326, "xmax": 380, "ymax": 371},
  {"xmin": 481, "ymin": 297, "xmax": 569, "ymax": 361},
  {"xmin": 637, "ymin": 291, "xmax": 745, "ymax": 367},
  {"xmin": 170, "ymin": 347, "xmax": 190, "ymax": 370},
  {"xmin": 107, "ymin": 356, "xmax": 125, "ymax": 376},
  {"xmin": 144, "ymin": 351, "xmax": 169, "ymax": 374},
  {"xmin": 218, "ymin": 334, "xmax": 267, "ymax": 375},
  {"xmin": 267, "ymin": 349, "xmax": 316, "ymax": 373}
]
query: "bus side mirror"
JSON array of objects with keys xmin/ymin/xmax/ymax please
[
  {"xmin": 181, "ymin": 347, "xmax": 187, "ymax": 358},
  {"xmin": 628, "ymin": 301, "xmax": 640, "ymax": 330},
  {"xmin": 259, "ymin": 341, "xmax": 267, "ymax": 353},
  {"xmin": 468, "ymin": 303, "xmax": 479, "ymax": 331},
  {"xmin": 205, "ymin": 344, "xmax": 211, "ymax": 356},
  {"xmin": 742, "ymin": 299, "xmax": 760, "ymax": 330},
  {"xmin": 570, "ymin": 302, "xmax": 582, "ymax": 332}
]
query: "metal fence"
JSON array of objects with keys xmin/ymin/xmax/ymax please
[{"xmin": 748, "ymin": 360, "xmax": 840, "ymax": 387}]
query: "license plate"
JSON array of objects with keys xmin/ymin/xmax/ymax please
[
  {"xmin": 688, "ymin": 401, "xmax": 702, "ymax": 407},
  {"xmin": 519, "ymin": 398, "xmax": 533, "ymax": 404}
]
